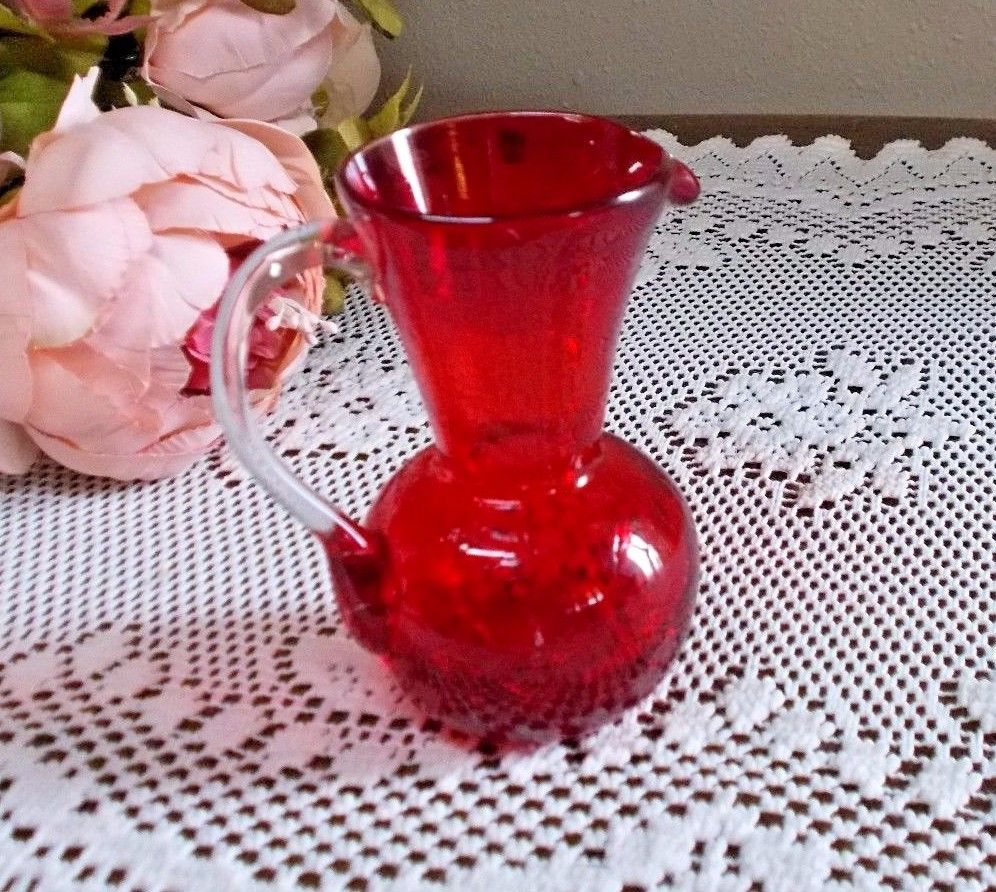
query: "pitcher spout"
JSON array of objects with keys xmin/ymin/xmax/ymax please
[{"xmin": 661, "ymin": 156, "xmax": 701, "ymax": 205}]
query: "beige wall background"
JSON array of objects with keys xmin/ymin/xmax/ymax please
[{"xmin": 380, "ymin": 0, "xmax": 995, "ymax": 119}]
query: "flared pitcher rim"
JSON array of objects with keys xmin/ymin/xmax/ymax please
[{"xmin": 333, "ymin": 109, "xmax": 669, "ymax": 226}]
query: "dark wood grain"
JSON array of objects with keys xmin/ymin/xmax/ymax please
[{"xmin": 614, "ymin": 115, "xmax": 995, "ymax": 158}]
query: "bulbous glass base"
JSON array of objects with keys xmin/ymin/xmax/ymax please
[{"xmin": 329, "ymin": 434, "xmax": 698, "ymax": 744}]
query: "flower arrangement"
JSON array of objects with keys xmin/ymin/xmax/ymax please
[{"xmin": 0, "ymin": 0, "xmax": 417, "ymax": 480}]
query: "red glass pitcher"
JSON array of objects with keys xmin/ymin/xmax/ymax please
[{"xmin": 212, "ymin": 112, "xmax": 700, "ymax": 743}]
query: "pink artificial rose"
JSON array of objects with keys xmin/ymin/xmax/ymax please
[
  {"xmin": 0, "ymin": 72, "xmax": 335, "ymax": 481},
  {"xmin": 144, "ymin": 0, "xmax": 380, "ymax": 134},
  {"xmin": 9, "ymin": 0, "xmax": 148, "ymax": 34},
  {"xmin": 9, "ymin": 0, "xmax": 66, "ymax": 20},
  {"xmin": 181, "ymin": 241, "xmax": 308, "ymax": 395},
  {"xmin": 317, "ymin": 6, "xmax": 382, "ymax": 128}
]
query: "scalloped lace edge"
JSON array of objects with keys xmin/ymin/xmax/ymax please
[{"xmin": 643, "ymin": 129, "xmax": 996, "ymax": 165}]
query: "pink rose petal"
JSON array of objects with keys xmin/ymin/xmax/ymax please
[
  {"xmin": 18, "ymin": 199, "xmax": 152, "ymax": 348},
  {"xmin": 319, "ymin": 10, "xmax": 380, "ymax": 128},
  {"xmin": 146, "ymin": 0, "xmax": 337, "ymax": 124},
  {"xmin": 26, "ymin": 350, "xmax": 162, "ymax": 454},
  {"xmin": 4, "ymin": 89, "xmax": 328, "ymax": 481},
  {"xmin": 26, "ymin": 422, "xmax": 218, "ymax": 481},
  {"xmin": 133, "ymin": 180, "xmax": 300, "ymax": 239},
  {"xmin": 53, "ymin": 68, "xmax": 101, "ymax": 131},
  {"xmin": 0, "ymin": 310, "xmax": 32, "ymax": 422},
  {"xmin": 223, "ymin": 120, "xmax": 336, "ymax": 222},
  {"xmin": 0, "ymin": 420, "xmax": 39, "ymax": 474},
  {"xmin": 0, "ymin": 221, "xmax": 33, "ymax": 421},
  {"xmin": 97, "ymin": 231, "xmax": 230, "ymax": 352},
  {"xmin": 21, "ymin": 107, "xmax": 298, "ymax": 216}
]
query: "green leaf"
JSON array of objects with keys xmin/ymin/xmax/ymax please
[
  {"xmin": 366, "ymin": 72, "xmax": 419, "ymax": 139},
  {"xmin": 303, "ymin": 126, "xmax": 352, "ymax": 189},
  {"xmin": 311, "ymin": 85, "xmax": 330, "ymax": 121},
  {"xmin": 238, "ymin": 0, "xmax": 296, "ymax": 13},
  {"xmin": 0, "ymin": 5, "xmax": 52, "ymax": 39},
  {"xmin": 96, "ymin": 73, "xmax": 155, "ymax": 111},
  {"xmin": 123, "ymin": 77, "xmax": 156, "ymax": 105},
  {"xmin": 71, "ymin": 0, "xmax": 106, "ymax": 15},
  {"xmin": 55, "ymin": 37, "xmax": 107, "ymax": 74},
  {"xmin": 354, "ymin": 0, "xmax": 403, "ymax": 38},
  {"xmin": 0, "ymin": 33, "xmax": 105, "ymax": 76},
  {"xmin": 335, "ymin": 115, "xmax": 371, "ymax": 151},
  {"xmin": 401, "ymin": 84, "xmax": 423, "ymax": 126},
  {"xmin": 0, "ymin": 69, "xmax": 69, "ymax": 154},
  {"xmin": 0, "ymin": 34, "xmax": 104, "ymax": 154},
  {"xmin": 322, "ymin": 274, "xmax": 347, "ymax": 315}
]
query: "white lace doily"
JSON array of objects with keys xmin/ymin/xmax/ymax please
[{"xmin": 2, "ymin": 132, "xmax": 995, "ymax": 892}]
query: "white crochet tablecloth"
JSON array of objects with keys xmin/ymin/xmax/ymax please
[{"xmin": 2, "ymin": 131, "xmax": 995, "ymax": 892}]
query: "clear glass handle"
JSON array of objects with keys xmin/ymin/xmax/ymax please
[{"xmin": 210, "ymin": 220, "xmax": 372, "ymax": 548}]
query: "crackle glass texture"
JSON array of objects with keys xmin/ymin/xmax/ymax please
[{"xmin": 1, "ymin": 132, "xmax": 995, "ymax": 892}]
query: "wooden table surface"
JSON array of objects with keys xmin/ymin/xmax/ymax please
[{"xmin": 615, "ymin": 114, "xmax": 995, "ymax": 158}]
